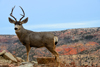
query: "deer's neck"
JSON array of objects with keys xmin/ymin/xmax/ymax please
[{"xmin": 15, "ymin": 26, "xmax": 27, "ymax": 39}]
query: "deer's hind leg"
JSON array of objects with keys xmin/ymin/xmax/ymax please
[{"xmin": 46, "ymin": 45, "xmax": 60, "ymax": 67}]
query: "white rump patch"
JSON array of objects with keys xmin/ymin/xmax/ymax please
[{"xmin": 54, "ymin": 36, "xmax": 58, "ymax": 42}]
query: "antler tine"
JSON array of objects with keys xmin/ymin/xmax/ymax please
[
  {"xmin": 19, "ymin": 6, "xmax": 25, "ymax": 21},
  {"xmin": 10, "ymin": 6, "xmax": 17, "ymax": 21}
]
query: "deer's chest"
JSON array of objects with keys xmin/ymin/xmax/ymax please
[{"xmin": 19, "ymin": 36, "xmax": 30, "ymax": 45}]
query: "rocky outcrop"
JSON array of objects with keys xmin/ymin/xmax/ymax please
[
  {"xmin": 0, "ymin": 50, "xmax": 38, "ymax": 67},
  {"xmin": 19, "ymin": 62, "xmax": 34, "ymax": 67},
  {"xmin": 0, "ymin": 50, "xmax": 6, "ymax": 56},
  {"xmin": 0, "ymin": 50, "xmax": 24, "ymax": 63},
  {"xmin": 3, "ymin": 52, "xmax": 17, "ymax": 62}
]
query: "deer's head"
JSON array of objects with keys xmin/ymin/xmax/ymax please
[{"xmin": 8, "ymin": 6, "xmax": 28, "ymax": 31}]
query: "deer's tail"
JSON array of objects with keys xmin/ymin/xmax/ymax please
[{"xmin": 54, "ymin": 36, "xmax": 58, "ymax": 45}]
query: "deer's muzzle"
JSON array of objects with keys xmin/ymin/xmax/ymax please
[{"xmin": 14, "ymin": 28, "xmax": 18, "ymax": 30}]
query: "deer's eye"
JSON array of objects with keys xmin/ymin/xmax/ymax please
[{"xmin": 19, "ymin": 23, "xmax": 21, "ymax": 25}]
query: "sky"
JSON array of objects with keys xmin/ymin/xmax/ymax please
[{"xmin": 0, "ymin": 0, "xmax": 100, "ymax": 35}]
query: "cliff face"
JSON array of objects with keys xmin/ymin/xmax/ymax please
[
  {"xmin": 53, "ymin": 27, "xmax": 100, "ymax": 46},
  {"xmin": 0, "ymin": 27, "xmax": 100, "ymax": 61}
]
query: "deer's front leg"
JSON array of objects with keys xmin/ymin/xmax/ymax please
[{"xmin": 25, "ymin": 45, "xmax": 31, "ymax": 62}]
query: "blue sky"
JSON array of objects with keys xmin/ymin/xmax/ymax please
[{"xmin": 0, "ymin": 0, "xmax": 100, "ymax": 34}]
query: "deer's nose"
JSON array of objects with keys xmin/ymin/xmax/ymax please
[{"xmin": 14, "ymin": 28, "xmax": 18, "ymax": 30}]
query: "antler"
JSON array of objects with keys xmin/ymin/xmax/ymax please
[
  {"xmin": 19, "ymin": 6, "xmax": 25, "ymax": 21},
  {"xmin": 10, "ymin": 6, "xmax": 17, "ymax": 21}
]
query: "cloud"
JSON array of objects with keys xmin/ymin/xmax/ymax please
[
  {"xmin": 24, "ymin": 20, "xmax": 100, "ymax": 31},
  {"xmin": 2, "ymin": 20, "xmax": 100, "ymax": 33}
]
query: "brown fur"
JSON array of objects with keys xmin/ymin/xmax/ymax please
[{"xmin": 8, "ymin": 6, "xmax": 60, "ymax": 67}]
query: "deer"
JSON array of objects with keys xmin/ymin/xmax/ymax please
[{"xmin": 8, "ymin": 6, "xmax": 60, "ymax": 67}]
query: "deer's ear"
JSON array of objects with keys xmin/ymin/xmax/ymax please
[
  {"xmin": 8, "ymin": 17, "xmax": 15, "ymax": 23},
  {"xmin": 22, "ymin": 17, "xmax": 28, "ymax": 24}
]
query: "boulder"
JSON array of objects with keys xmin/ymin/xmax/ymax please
[
  {"xmin": 19, "ymin": 62, "xmax": 34, "ymax": 67},
  {"xmin": 16, "ymin": 57, "xmax": 24, "ymax": 62},
  {"xmin": 3, "ymin": 52, "xmax": 17, "ymax": 62},
  {"xmin": 31, "ymin": 61, "xmax": 38, "ymax": 64},
  {"xmin": 0, "ymin": 50, "xmax": 6, "ymax": 56},
  {"xmin": 0, "ymin": 64, "xmax": 9, "ymax": 67},
  {"xmin": 37, "ymin": 57, "xmax": 56, "ymax": 64}
]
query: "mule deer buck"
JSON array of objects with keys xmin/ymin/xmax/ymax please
[{"xmin": 8, "ymin": 6, "xmax": 60, "ymax": 67}]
